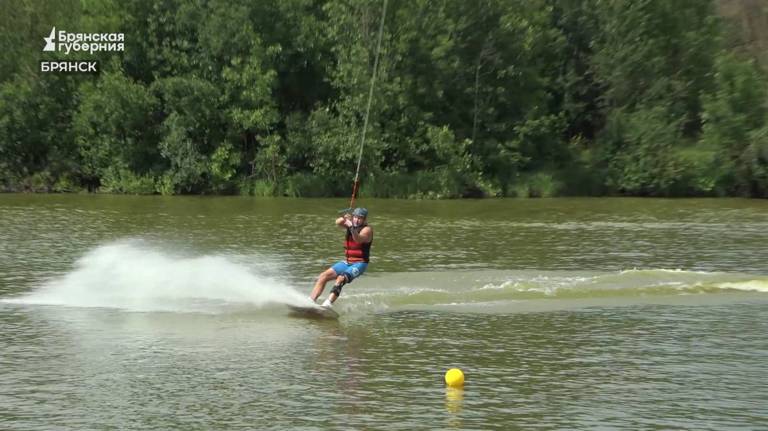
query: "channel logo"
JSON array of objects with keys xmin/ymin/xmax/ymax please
[
  {"xmin": 43, "ymin": 27, "xmax": 56, "ymax": 52},
  {"xmin": 41, "ymin": 27, "xmax": 124, "ymax": 54}
]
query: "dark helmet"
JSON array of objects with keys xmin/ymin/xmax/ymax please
[{"xmin": 352, "ymin": 207, "xmax": 368, "ymax": 218}]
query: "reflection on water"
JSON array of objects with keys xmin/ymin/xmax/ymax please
[
  {"xmin": 445, "ymin": 387, "xmax": 465, "ymax": 429},
  {"xmin": 445, "ymin": 387, "xmax": 464, "ymax": 414}
]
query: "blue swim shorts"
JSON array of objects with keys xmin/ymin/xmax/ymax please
[{"xmin": 331, "ymin": 261, "xmax": 368, "ymax": 282}]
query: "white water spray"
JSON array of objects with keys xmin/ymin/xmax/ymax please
[{"xmin": 10, "ymin": 241, "xmax": 312, "ymax": 312}]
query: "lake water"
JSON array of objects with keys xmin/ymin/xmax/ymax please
[{"xmin": 1, "ymin": 195, "xmax": 767, "ymax": 430}]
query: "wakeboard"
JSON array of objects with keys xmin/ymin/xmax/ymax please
[{"xmin": 287, "ymin": 304, "xmax": 339, "ymax": 319}]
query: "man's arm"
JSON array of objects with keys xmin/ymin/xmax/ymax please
[
  {"xmin": 336, "ymin": 215, "xmax": 352, "ymax": 230},
  {"xmin": 335, "ymin": 215, "xmax": 372, "ymax": 242},
  {"xmin": 349, "ymin": 226, "xmax": 373, "ymax": 243},
  {"xmin": 336, "ymin": 217, "xmax": 347, "ymax": 229}
]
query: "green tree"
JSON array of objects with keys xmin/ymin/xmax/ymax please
[
  {"xmin": 700, "ymin": 53, "xmax": 768, "ymax": 196},
  {"xmin": 599, "ymin": 106, "xmax": 686, "ymax": 195},
  {"xmin": 152, "ymin": 76, "xmax": 223, "ymax": 193},
  {"xmin": 74, "ymin": 71, "xmax": 158, "ymax": 188}
]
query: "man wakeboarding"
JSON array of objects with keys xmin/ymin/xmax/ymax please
[{"xmin": 310, "ymin": 207, "xmax": 373, "ymax": 308}]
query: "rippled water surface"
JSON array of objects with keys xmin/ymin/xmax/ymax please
[{"xmin": 1, "ymin": 195, "xmax": 767, "ymax": 430}]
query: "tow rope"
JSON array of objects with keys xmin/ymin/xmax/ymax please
[{"xmin": 345, "ymin": 0, "xmax": 388, "ymax": 213}]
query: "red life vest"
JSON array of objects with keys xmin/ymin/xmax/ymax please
[{"xmin": 344, "ymin": 225, "xmax": 372, "ymax": 263}]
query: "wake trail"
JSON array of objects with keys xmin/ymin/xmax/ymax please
[{"xmin": 2, "ymin": 241, "xmax": 313, "ymax": 313}]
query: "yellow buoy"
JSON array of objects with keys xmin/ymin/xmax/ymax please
[{"xmin": 445, "ymin": 368, "xmax": 465, "ymax": 387}]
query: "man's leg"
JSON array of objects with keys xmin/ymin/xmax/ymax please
[
  {"xmin": 325, "ymin": 274, "xmax": 348, "ymax": 305},
  {"xmin": 310, "ymin": 268, "xmax": 337, "ymax": 302},
  {"xmin": 324, "ymin": 263, "xmax": 366, "ymax": 306}
]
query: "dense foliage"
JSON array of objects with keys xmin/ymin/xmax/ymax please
[{"xmin": 1, "ymin": 0, "xmax": 766, "ymax": 197}]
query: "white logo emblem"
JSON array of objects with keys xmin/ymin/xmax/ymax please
[{"xmin": 43, "ymin": 27, "xmax": 56, "ymax": 52}]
